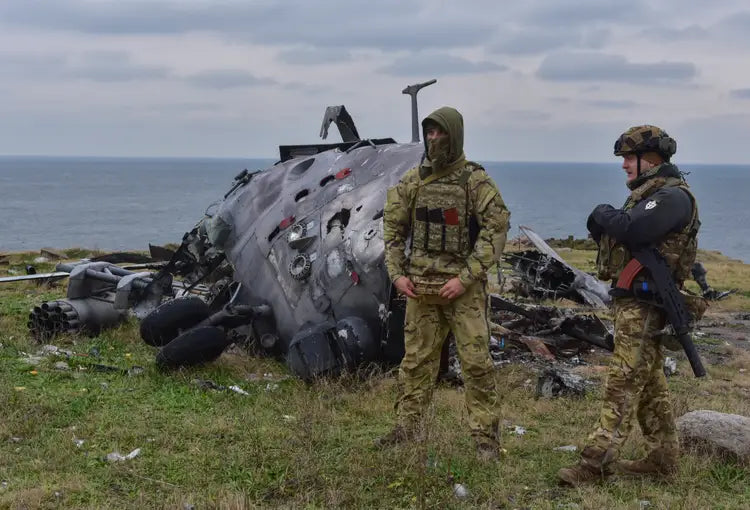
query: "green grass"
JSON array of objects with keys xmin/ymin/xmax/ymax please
[{"xmin": 1, "ymin": 250, "xmax": 750, "ymax": 508}]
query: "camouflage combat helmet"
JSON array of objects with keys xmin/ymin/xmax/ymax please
[{"xmin": 613, "ymin": 125, "xmax": 677, "ymax": 161}]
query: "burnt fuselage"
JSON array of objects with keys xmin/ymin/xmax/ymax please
[{"xmin": 213, "ymin": 141, "xmax": 424, "ymax": 360}]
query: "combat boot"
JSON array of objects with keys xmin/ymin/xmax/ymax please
[
  {"xmin": 558, "ymin": 447, "xmax": 613, "ymax": 487},
  {"xmin": 475, "ymin": 440, "xmax": 500, "ymax": 462},
  {"xmin": 616, "ymin": 447, "xmax": 678, "ymax": 477}
]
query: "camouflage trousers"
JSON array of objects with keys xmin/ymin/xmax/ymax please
[
  {"xmin": 395, "ymin": 280, "xmax": 499, "ymax": 444},
  {"xmin": 583, "ymin": 297, "xmax": 679, "ymax": 468}
]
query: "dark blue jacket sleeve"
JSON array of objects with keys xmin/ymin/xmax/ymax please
[{"xmin": 589, "ymin": 188, "xmax": 692, "ymax": 247}]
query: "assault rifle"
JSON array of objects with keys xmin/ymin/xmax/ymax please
[{"xmin": 613, "ymin": 247, "xmax": 706, "ymax": 378}]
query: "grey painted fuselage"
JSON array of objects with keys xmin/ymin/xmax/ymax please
[{"xmin": 214, "ymin": 142, "xmax": 424, "ymax": 351}]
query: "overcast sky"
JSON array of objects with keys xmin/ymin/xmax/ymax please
[{"xmin": 1, "ymin": 0, "xmax": 749, "ymax": 163}]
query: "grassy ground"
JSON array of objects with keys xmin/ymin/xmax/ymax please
[{"xmin": 1, "ymin": 249, "xmax": 749, "ymax": 509}]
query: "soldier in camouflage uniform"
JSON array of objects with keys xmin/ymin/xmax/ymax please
[
  {"xmin": 377, "ymin": 106, "xmax": 511, "ymax": 460},
  {"xmin": 558, "ymin": 125, "xmax": 700, "ymax": 486}
]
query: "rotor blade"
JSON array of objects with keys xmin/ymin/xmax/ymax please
[{"xmin": 0, "ymin": 272, "xmax": 70, "ymax": 283}]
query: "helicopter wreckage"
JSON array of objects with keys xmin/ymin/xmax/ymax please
[{"xmin": 3, "ymin": 80, "xmax": 732, "ymax": 381}]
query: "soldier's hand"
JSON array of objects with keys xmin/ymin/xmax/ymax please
[
  {"xmin": 394, "ymin": 276, "xmax": 418, "ymax": 298},
  {"xmin": 591, "ymin": 203, "xmax": 615, "ymax": 222},
  {"xmin": 586, "ymin": 212, "xmax": 604, "ymax": 242},
  {"xmin": 439, "ymin": 278, "xmax": 466, "ymax": 301}
]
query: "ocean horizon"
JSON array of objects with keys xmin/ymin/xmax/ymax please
[{"xmin": 1, "ymin": 155, "xmax": 748, "ymax": 263}]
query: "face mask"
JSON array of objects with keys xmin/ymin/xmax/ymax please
[{"xmin": 427, "ymin": 136, "xmax": 450, "ymax": 171}]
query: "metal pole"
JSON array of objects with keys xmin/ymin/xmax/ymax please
[{"xmin": 402, "ymin": 79, "xmax": 437, "ymax": 143}]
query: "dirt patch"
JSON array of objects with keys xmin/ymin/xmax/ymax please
[{"xmin": 697, "ymin": 311, "xmax": 750, "ymax": 351}]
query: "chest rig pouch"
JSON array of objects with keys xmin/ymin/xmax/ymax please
[
  {"xmin": 411, "ymin": 166, "xmax": 473, "ymax": 256},
  {"xmin": 596, "ymin": 176, "xmax": 699, "ymax": 283}
]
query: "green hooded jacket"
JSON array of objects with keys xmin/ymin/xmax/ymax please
[{"xmin": 383, "ymin": 107, "xmax": 511, "ymax": 291}]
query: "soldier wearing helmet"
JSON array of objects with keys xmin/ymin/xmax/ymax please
[
  {"xmin": 378, "ymin": 106, "xmax": 510, "ymax": 461},
  {"xmin": 559, "ymin": 125, "xmax": 700, "ymax": 486}
]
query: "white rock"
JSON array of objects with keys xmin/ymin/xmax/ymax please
[
  {"xmin": 452, "ymin": 483, "xmax": 469, "ymax": 499},
  {"xmin": 676, "ymin": 410, "xmax": 750, "ymax": 462}
]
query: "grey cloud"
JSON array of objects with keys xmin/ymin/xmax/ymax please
[
  {"xmin": 676, "ymin": 113, "xmax": 750, "ymax": 163},
  {"xmin": 638, "ymin": 24, "xmax": 709, "ymax": 42},
  {"xmin": 0, "ymin": 53, "xmax": 66, "ymax": 78},
  {"xmin": 69, "ymin": 52, "xmax": 169, "ymax": 82},
  {"xmin": 379, "ymin": 54, "xmax": 507, "ymax": 76},
  {"xmin": 537, "ymin": 52, "xmax": 696, "ymax": 84},
  {"xmin": 0, "ymin": 1, "xmax": 273, "ymax": 34},
  {"xmin": 730, "ymin": 88, "xmax": 750, "ymax": 99},
  {"xmin": 506, "ymin": 110, "xmax": 552, "ymax": 122},
  {"xmin": 277, "ymin": 47, "xmax": 352, "ymax": 65},
  {"xmin": 0, "ymin": 51, "xmax": 169, "ymax": 82},
  {"xmin": 281, "ymin": 82, "xmax": 325, "ymax": 94},
  {"xmin": 639, "ymin": 11, "xmax": 750, "ymax": 45},
  {"xmin": 147, "ymin": 102, "xmax": 220, "ymax": 113},
  {"xmin": 524, "ymin": 0, "xmax": 651, "ymax": 26},
  {"xmin": 0, "ymin": 1, "xmax": 496, "ymax": 50},
  {"xmin": 585, "ymin": 99, "xmax": 638, "ymax": 109},
  {"xmin": 185, "ymin": 70, "xmax": 277, "ymax": 89},
  {"xmin": 491, "ymin": 28, "xmax": 610, "ymax": 55},
  {"xmin": 716, "ymin": 10, "xmax": 750, "ymax": 34},
  {"xmin": 491, "ymin": 31, "xmax": 572, "ymax": 56},
  {"xmin": 67, "ymin": 65, "xmax": 168, "ymax": 82},
  {"xmin": 582, "ymin": 29, "xmax": 609, "ymax": 48},
  {"xmin": 547, "ymin": 96, "xmax": 573, "ymax": 104}
]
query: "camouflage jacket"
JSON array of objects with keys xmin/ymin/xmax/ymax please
[{"xmin": 383, "ymin": 161, "xmax": 510, "ymax": 292}]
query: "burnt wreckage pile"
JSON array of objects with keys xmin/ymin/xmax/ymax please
[
  {"xmin": 444, "ymin": 226, "xmax": 734, "ymax": 386},
  {"xmin": 438, "ymin": 229, "xmax": 616, "ymax": 386},
  {"xmin": 437, "ymin": 292, "xmax": 611, "ymax": 394}
]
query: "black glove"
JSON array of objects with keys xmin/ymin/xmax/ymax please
[
  {"xmin": 587, "ymin": 213, "xmax": 603, "ymax": 242},
  {"xmin": 591, "ymin": 203, "xmax": 615, "ymax": 223},
  {"xmin": 587, "ymin": 204, "xmax": 614, "ymax": 242}
]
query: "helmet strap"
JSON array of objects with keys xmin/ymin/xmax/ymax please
[{"xmin": 636, "ymin": 154, "xmax": 642, "ymax": 176}]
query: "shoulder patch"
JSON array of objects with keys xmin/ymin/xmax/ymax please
[{"xmin": 645, "ymin": 200, "xmax": 657, "ymax": 210}]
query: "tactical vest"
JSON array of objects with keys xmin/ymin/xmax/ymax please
[
  {"xmin": 596, "ymin": 176, "xmax": 700, "ymax": 285},
  {"xmin": 411, "ymin": 163, "xmax": 479, "ymax": 257}
]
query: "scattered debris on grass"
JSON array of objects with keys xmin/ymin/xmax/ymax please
[
  {"xmin": 663, "ymin": 357, "xmax": 678, "ymax": 377},
  {"xmin": 106, "ymin": 448, "xmax": 141, "ymax": 462},
  {"xmin": 536, "ymin": 367, "xmax": 593, "ymax": 398},
  {"xmin": 553, "ymin": 445, "xmax": 578, "ymax": 452}
]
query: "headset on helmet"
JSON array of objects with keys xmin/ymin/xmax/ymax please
[{"xmin": 613, "ymin": 125, "xmax": 677, "ymax": 161}]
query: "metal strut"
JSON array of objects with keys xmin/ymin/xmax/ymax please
[{"xmin": 402, "ymin": 79, "xmax": 437, "ymax": 143}]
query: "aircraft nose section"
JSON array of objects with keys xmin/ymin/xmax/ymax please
[{"xmin": 286, "ymin": 316, "xmax": 379, "ymax": 380}]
